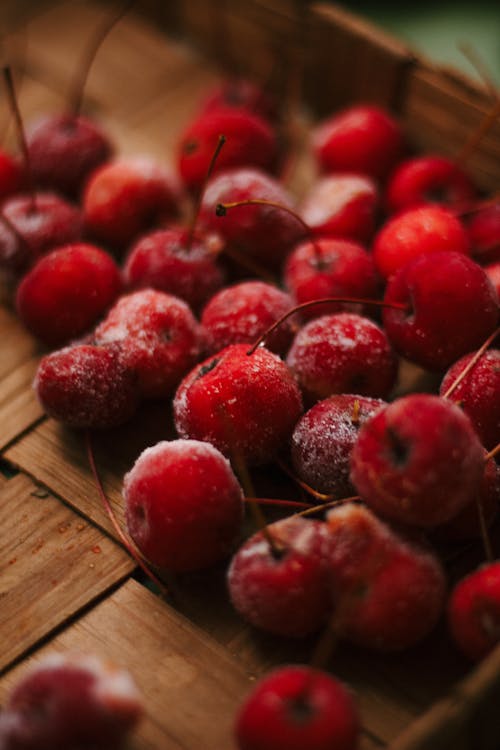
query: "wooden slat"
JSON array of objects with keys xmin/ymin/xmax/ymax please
[
  {"xmin": 0, "ymin": 472, "xmax": 134, "ymax": 672},
  {"xmin": 4, "ymin": 403, "xmax": 176, "ymax": 539},
  {"xmin": 402, "ymin": 62, "xmax": 500, "ymax": 192},
  {"xmin": 0, "ymin": 579, "xmax": 252, "ymax": 750}
]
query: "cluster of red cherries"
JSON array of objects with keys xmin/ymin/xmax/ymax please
[{"xmin": 1, "ymin": 48, "xmax": 500, "ymax": 750}]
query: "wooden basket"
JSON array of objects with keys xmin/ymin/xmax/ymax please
[{"xmin": 1, "ymin": 2, "xmax": 499, "ymax": 749}]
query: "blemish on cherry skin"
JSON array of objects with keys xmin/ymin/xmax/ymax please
[
  {"xmin": 386, "ymin": 426, "xmax": 411, "ymax": 467},
  {"xmin": 196, "ymin": 357, "xmax": 221, "ymax": 379},
  {"xmin": 183, "ymin": 140, "xmax": 198, "ymax": 155}
]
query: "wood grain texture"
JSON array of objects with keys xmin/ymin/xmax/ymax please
[
  {"xmin": 0, "ymin": 472, "xmax": 134, "ymax": 672},
  {"xmin": 0, "ymin": 579, "xmax": 252, "ymax": 750}
]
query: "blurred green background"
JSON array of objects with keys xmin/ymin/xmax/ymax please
[{"xmin": 342, "ymin": 0, "xmax": 500, "ymax": 84}]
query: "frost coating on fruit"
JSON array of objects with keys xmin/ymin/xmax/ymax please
[
  {"xmin": 124, "ymin": 438, "xmax": 244, "ymax": 572},
  {"xmin": 350, "ymin": 393, "xmax": 485, "ymax": 526},
  {"xmin": 201, "ymin": 281, "xmax": 295, "ymax": 355},
  {"xmin": 326, "ymin": 504, "xmax": 446, "ymax": 650},
  {"xmin": 291, "ymin": 394, "xmax": 386, "ymax": 497},
  {"xmin": 94, "ymin": 289, "xmax": 203, "ymax": 398},
  {"xmin": 34, "ymin": 344, "xmax": 139, "ymax": 429},
  {"xmin": 227, "ymin": 517, "xmax": 334, "ymax": 637},
  {"xmin": 174, "ymin": 343, "xmax": 303, "ymax": 465},
  {"xmin": 286, "ymin": 312, "xmax": 397, "ymax": 404},
  {"xmin": 0, "ymin": 652, "xmax": 143, "ymax": 750}
]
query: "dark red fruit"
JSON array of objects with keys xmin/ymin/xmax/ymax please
[
  {"xmin": 383, "ymin": 251, "xmax": 499, "ymax": 371},
  {"xmin": 373, "ymin": 205, "xmax": 470, "ymax": 281},
  {"xmin": 201, "ymin": 281, "xmax": 295, "ymax": 355},
  {"xmin": 27, "ymin": 114, "xmax": 113, "ymax": 198},
  {"xmin": 227, "ymin": 516, "xmax": 333, "ymax": 637},
  {"xmin": 283, "ymin": 237, "xmax": 378, "ymax": 320},
  {"xmin": 286, "ymin": 312, "xmax": 398, "ymax": 404},
  {"xmin": 466, "ymin": 202, "xmax": 500, "ymax": 265},
  {"xmin": 178, "ymin": 109, "xmax": 277, "ymax": 193},
  {"xmin": 385, "ymin": 155, "xmax": 476, "ymax": 214},
  {"xmin": 200, "ymin": 78, "xmax": 277, "ymax": 124},
  {"xmin": 291, "ymin": 394, "xmax": 386, "ymax": 497},
  {"xmin": 312, "ymin": 104, "xmax": 404, "ymax": 181},
  {"xmin": 124, "ymin": 439, "xmax": 244, "ymax": 572},
  {"xmin": 350, "ymin": 393, "xmax": 485, "ymax": 527},
  {"xmin": 0, "ymin": 148, "xmax": 23, "ymax": 204},
  {"xmin": 300, "ymin": 174, "xmax": 378, "ymax": 243},
  {"xmin": 235, "ymin": 665, "xmax": 359, "ymax": 750},
  {"xmin": 173, "ymin": 343, "xmax": 303, "ymax": 465},
  {"xmin": 16, "ymin": 243, "xmax": 122, "ymax": 347},
  {"xmin": 123, "ymin": 226, "xmax": 225, "ymax": 312},
  {"xmin": 34, "ymin": 343, "xmax": 139, "ymax": 429},
  {"xmin": 93, "ymin": 289, "xmax": 203, "ymax": 399}
]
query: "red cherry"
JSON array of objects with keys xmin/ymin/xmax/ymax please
[
  {"xmin": 173, "ymin": 343, "xmax": 303, "ymax": 465},
  {"xmin": 83, "ymin": 157, "xmax": 182, "ymax": 251},
  {"xmin": 312, "ymin": 104, "xmax": 404, "ymax": 181},
  {"xmin": 16, "ymin": 242, "xmax": 122, "ymax": 347},
  {"xmin": 124, "ymin": 439, "xmax": 244, "ymax": 572},
  {"xmin": 227, "ymin": 516, "xmax": 334, "ymax": 637},
  {"xmin": 283, "ymin": 237, "xmax": 379, "ymax": 320},
  {"xmin": 26, "ymin": 115, "xmax": 113, "ymax": 199},
  {"xmin": 0, "ymin": 193, "xmax": 83, "ymax": 276},
  {"xmin": 93, "ymin": 289, "xmax": 203, "ymax": 399},
  {"xmin": 326, "ymin": 503, "xmax": 446, "ymax": 651},
  {"xmin": 178, "ymin": 109, "xmax": 277, "ymax": 193},
  {"xmin": 0, "ymin": 148, "xmax": 24, "ymax": 204},
  {"xmin": 350, "ymin": 393, "xmax": 485, "ymax": 527},
  {"xmin": 199, "ymin": 167, "xmax": 305, "ymax": 270},
  {"xmin": 201, "ymin": 281, "xmax": 295, "ymax": 355},
  {"xmin": 385, "ymin": 155, "xmax": 476, "ymax": 214},
  {"xmin": 291, "ymin": 394, "xmax": 386, "ymax": 498},
  {"xmin": 300, "ymin": 174, "xmax": 378, "ymax": 243},
  {"xmin": 466, "ymin": 202, "xmax": 500, "ymax": 264},
  {"xmin": 373, "ymin": 205, "xmax": 470, "ymax": 281},
  {"xmin": 448, "ymin": 561, "xmax": 500, "ymax": 661},
  {"xmin": 34, "ymin": 343, "xmax": 140, "ymax": 429},
  {"xmin": 383, "ymin": 251, "xmax": 499, "ymax": 371},
  {"xmin": 200, "ymin": 77, "xmax": 278, "ymax": 123},
  {"xmin": 440, "ymin": 349, "xmax": 500, "ymax": 451},
  {"xmin": 235, "ymin": 665, "xmax": 359, "ymax": 750},
  {"xmin": 485, "ymin": 261, "xmax": 500, "ymax": 298},
  {"xmin": 0, "ymin": 653, "xmax": 142, "ymax": 750},
  {"xmin": 286, "ymin": 312, "xmax": 398, "ymax": 404},
  {"xmin": 123, "ymin": 226, "xmax": 225, "ymax": 312}
]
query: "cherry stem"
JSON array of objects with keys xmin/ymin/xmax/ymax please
[
  {"xmin": 246, "ymin": 296, "xmax": 408, "ymax": 356},
  {"xmin": 245, "ymin": 497, "xmax": 312, "ymax": 510},
  {"xmin": 276, "ymin": 458, "xmax": 333, "ymax": 502},
  {"xmin": 455, "ymin": 97, "xmax": 500, "ymax": 168},
  {"xmin": 442, "ymin": 326, "xmax": 499, "ymax": 400},
  {"xmin": 84, "ymin": 431, "xmax": 169, "ymax": 598},
  {"xmin": 476, "ymin": 489, "xmax": 494, "ymax": 563},
  {"xmin": 215, "ymin": 198, "xmax": 323, "ymax": 262},
  {"xmin": 457, "ymin": 191, "xmax": 500, "ymax": 218},
  {"xmin": 292, "ymin": 496, "xmax": 361, "ymax": 519},
  {"xmin": 186, "ymin": 134, "xmax": 226, "ymax": 252},
  {"xmin": 2, "ymin": 66, "xmax": 36, "ymax": 212},
  {"xmin": 484, "ymin": 442, "xmax": 500, "ymax": 462},
  {"xmin": 69, "ymin": 0, "xmax": 135, "ymax": 117}
]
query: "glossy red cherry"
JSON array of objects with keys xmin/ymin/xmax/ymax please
[
  {"xmin": 235, "ymin": 665, "xmax": 359, "ymax": 750},
  {"xmin": 312, "ymin": 104, "xmax": 404, "ymax": 181}
]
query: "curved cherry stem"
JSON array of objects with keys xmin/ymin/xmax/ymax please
[
  {"xmin": 485, "ymin": 442, "xmax": 500, "ymax": 462},
  {"xmin": 69, "ymin": 0, "xmax": 135, "ymax": 116},
  {"xmin": 245, "ymin": 497, "xmax": 312, "ymax": 510},
  {"xmin": 2, "ymin": 66, "xmax": 36, "ymax": 212},
  {"xmin": 291, "ymin": 495, "xmax": 360, "ymax": 519},
  {"xmin": 185, "ymin": 133, "xmax": 226, "ymax": 252},
  {"xmin": 457, "ymin": 191, "xmax": 500, "ymax": 218},
  {"xmin": 442, "ymin": 327, "xmax": 500, "ymax": 400},
  {"xmin": 246, "ymin": 296, "xmax": 408, "ymax": 356},
  {"xmin": 276, "ymin": 458, "xmax": 333, "ymax": 503},
  {"xmin": 85, "ymin": 431, "xmax": 169, "ymax": 598},
  {"xmin": 216, "ymin": 197, "xmax": 323, "ymax": 262}
]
